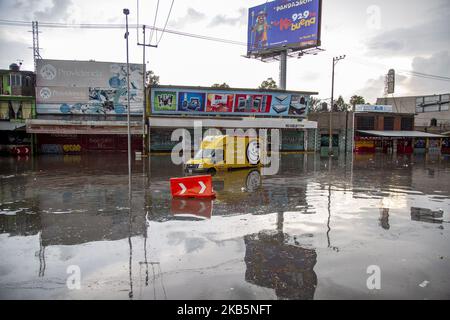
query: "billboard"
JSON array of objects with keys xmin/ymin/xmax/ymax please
[
  {"xmin": 247, "ymin": 0, "xmax": 322, "ymax": 56},
  {"xmin": 36, "ymin": 59, "xmax": 144, "ymax": 115},
  {"xmin": 151, "ymin": 87, "xmax": 312, "ymax": 117}
]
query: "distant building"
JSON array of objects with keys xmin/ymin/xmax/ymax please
[
  {"xmin": 309, "ymin": 105, "xmax": 446, "ymax": 155},
  {"xmin": 0, "ymin": 63, "xmax": 36, "ymax": 155},
  {"xmin": 353, "ymin": 106, "xmax": 444, "ymax": 154},
  {"xmin": 376, "ymin": 94, "xmax": 450, "ymax": 134}
]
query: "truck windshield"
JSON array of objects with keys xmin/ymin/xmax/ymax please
[{"xmin": 194, "ymin": 149, "xmax": 215, "ymax": 160}]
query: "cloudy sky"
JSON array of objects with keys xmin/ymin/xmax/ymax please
[{"xmin": 0, "ymin": 0, "xmax": 449, "ymax": 103}]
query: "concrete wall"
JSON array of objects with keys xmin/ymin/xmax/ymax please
[{"xmin": 308, "ymin": 111, "xmax": 354, "ymax": 153}]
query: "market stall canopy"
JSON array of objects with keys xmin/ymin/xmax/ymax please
[{"xmin": 358, "ymin": 130, "xmax": 445, "ymax": 138}]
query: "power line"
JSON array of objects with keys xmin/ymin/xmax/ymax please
[
  {"xmin": 349, "ymin": 55, "xmax": 450, "ymax": 83},
  {"xmin": 149, "ymin": 0, "xmax": 160, "ymax": 45},
  {"xmin": 156, "ymin": 0, "xmax": 174, "ymax": 46},
  {"xmin": 2, "ymin": 17, "xmax": 450, "ymax": 83},
  {"xmin": 399, "ymin": 71, "xmax": 450, "ymax": 81},
  {"xmin": 0, "ymin": 19, "xmax": 247, "ymax": 46}
]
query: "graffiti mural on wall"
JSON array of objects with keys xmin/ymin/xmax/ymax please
[
  {"xmin": 153, "ymin": 91, "xmax": 177, "ymax": 112},
  {"xmin": 178, "ymin": 92, "xmax": 206, "ymax": 112},
  {"xmin": 206, "ymin": 93, "xmax": 234, "ymax": 113},
  {"xmin": 151, "ymin": 88, "xmax": 312, "ymax": 117}
]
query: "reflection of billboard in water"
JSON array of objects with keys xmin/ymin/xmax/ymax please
[
  {"xmin": 151, "ymin": 87, "xmax": 313, "ymax": 117},
  {"xmin": 247, "ymin": 0, "xmax": 322, "ymax": 56},
  {"xmin": 35, "ymin": 59, "xmax": 144, "ymax": 115}
]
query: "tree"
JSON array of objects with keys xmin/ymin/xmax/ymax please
[
  {"xmin": 259, "ymin": 77, "xmax": 278, "ymax": 90},
  {"xmin": 146, "ymin": 70, "xmax": 160, "ymax": 86},
  {"xmin": 308, "ymin": 97, "xmax": 321, "ymax": 113},
  {"xmin": 211, "ymin": 83, "xmax": 230, "ymax": 89},
  {"xmin": 349, "ymin": 95, "xmax": 366, "ymax": 108},
  {"xmin": 335, "ymin": 95, "xmax": 350, "ymax": 111}
]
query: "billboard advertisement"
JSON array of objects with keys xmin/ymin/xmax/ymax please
[
  {"xmin": 151, "ymin": 87, "xmax": 312, "ymax": 117},
  {"xmin": 36, "ymin": 59, "xmax": 144, "ymax": 115},
  {"xmin": 247, "ymin": 0, "xmax": 322, "ymax": 56}
]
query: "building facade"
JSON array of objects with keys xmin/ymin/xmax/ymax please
[
  {"xmin": 147, "ymin": 85, "xmax": 318, "ymax": 153},
  {"xmin": 0, "ymin": 63, "xmax": 35, "ymax": 155},
  {"xmin": 353, "ymin": 106, "xmax": 444, "ymax": 154},
  {"xmin": 376, "ymin": 94, "xmax": 450, "ymax": 134},
  {"xmin": 26, "ymin": 59, "xmax": 145, "ymax": 154}
]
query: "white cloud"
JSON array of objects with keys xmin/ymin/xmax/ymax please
[
  {"xmin": 406, "ymin": 51, "xmax": 450, "ymax": 95},
  {"xmin": 168, "ymin": 8, "xmax": 206, "ymax": 29},
  {"xmin": 208, "ymin": 8, "xmax": 247, "ymax": 27}
]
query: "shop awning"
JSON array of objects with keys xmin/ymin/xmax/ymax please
[
  {"xmin": 0, "ymin": 121, "xmax": 26, "ymax": 131},
  {"xmin": 26, "ymin": 119, "xmax": 144, "ymax": 135},
  {"xmin": 358, "ymin": 130, "xmax": 445, "ymax": 138},
  {"xmin": 148, "ymin": 116, "xmax": 318, "ymax": 129}
]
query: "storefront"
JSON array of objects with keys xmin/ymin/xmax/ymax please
[
  {"xmin": 442, "ymin": 136, "xmax": 450, "ymax": 154},
  {"xmin": 148, "ymin": 85, "xmax": 318, "ymax": 153},
  {"xmin": 148, "ymin": 116, "xmax": 318, "ymax": 152},
  {"xmin": 29, "ymin": 59, "xmax": 145, "ymax": 155},
  {"xmin": 26, "ymin": 119, "xmax": 144, "ymax": 154},
  {"xmin": 355, "ymin": 130, "xmax": 445, "ymax": 154},
  {"xmin": 0, "ymin": 95, "xmax": 35, "ymax": 155}
]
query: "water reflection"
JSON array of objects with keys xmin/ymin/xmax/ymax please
[
  {"xmin": 379, "ymin": 208, "xmax": 390, "ymax": 230},
  {"xmin": 0, "ymin": 153, "xmax": 449, "ymax": 299},
  {"xmin": 244, "ymin": 230, "xmax": 317, "ymax": 300},
  {"xmin": 170, "ymin": 199, "xmax": 213, "ymax": 220},
  {"xmin": 411, "ymin": 207, "xmax": 444, "ymax": 224}
]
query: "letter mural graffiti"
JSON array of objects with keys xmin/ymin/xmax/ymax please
[{"xmin": 151, "ymin": 88, "xmax": 312, "ymax": 118}]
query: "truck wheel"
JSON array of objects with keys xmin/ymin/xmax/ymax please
[
  {"xmin": 207, "ymin": 168, "xmax": 217, "ymax": 176},
  {"xmin": 247, "ymin": 140, "xmax": 260, "ymax": 165}
]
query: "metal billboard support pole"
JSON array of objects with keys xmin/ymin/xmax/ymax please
[{"xmin": 279, "ymin": 50, "xmax": 287, "ymax": 90}]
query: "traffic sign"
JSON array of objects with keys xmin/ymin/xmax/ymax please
[{"xmin": 170, "ymin": 175, "xmax": 216, "ymax": 199}]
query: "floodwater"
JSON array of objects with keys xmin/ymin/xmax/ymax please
[{"xmin": 0, "ymin": 153, "xmax": 449, "ymax": 300}]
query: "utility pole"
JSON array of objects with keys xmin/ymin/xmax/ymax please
[
  {"xmin": 137, "ymin": 25, "xmax": 157, "ymax": 156},
  {"xmin": 329, "ymin": 55, "xmax": 346, "ymax": 156},
  {"xmin": 30, "ymin": 21, "xmax": 42, "ymax": 71}
]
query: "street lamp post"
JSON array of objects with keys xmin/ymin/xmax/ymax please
[
  {"xmin": 329, "ymin": 55, "xmax": 346, "ymax": 156},
  {"xmin": 124, "ymin": 8, "xmax": 132, "ymax": 179},
  {"xmin": 123, "ymin": 7, "xmax": 133, "ymax": 300}
]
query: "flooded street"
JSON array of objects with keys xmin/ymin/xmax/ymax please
[{"xmin": 0, "ymin": 153, "xmax": 449, "ymax": 300}]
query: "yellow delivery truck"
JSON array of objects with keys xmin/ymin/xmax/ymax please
[{"xmin": 185, "ymin": 135, "xmax": 262, "ymax": 174}]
